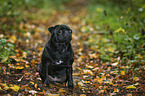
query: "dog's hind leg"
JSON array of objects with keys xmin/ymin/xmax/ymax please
[
  {"xmin": 44, "ymin": 63, "xmax": 50, "ymax": 86},
  {"xmin": 38, "ymin": 64, "xmax": 45, "ymax": 83}
]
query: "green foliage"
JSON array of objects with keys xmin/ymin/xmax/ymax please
[
  {"xmin": 86, "ymin": 0, "xmax": 145, "ymax": 75},
  {"xmin": 0, "ymin": 0, "xmax": 44, "ymax": 17},
  {"xmin": 43, "ymin": 0, "xmax": 72, "ymax": 11},
  {"xmin": 0, "ymin": 38, "xmax": 15, "ymax": 63}
]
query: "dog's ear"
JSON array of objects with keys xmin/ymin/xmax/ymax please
[{"xmin": 48, "ymin": 27, "xmax": 54, "ymax": 34}]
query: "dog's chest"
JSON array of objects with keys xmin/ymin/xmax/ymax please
[{"xmin": 54, "ymin": 51, "xmax": 67, "ymax": 65}]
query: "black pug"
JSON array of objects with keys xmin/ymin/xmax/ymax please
[{"xmin": 39, "ymin": 25, "xmax": 74, "ymax": 89}]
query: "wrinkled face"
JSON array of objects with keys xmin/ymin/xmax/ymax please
[{"xmin": 48, "ymin": 25, "xmax": 72, "ymax": 52}]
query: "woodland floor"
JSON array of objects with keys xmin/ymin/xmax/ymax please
[{"xmin": 0, "ymin": 0, "xmax": 145, "ymax": 96}]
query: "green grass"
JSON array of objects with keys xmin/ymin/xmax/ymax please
[{"xmin": 85, "ymin": 1, "xmax": 145, "ymax": 75}]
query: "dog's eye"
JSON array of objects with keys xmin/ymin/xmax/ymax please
[{"xmin": 58, "ymin": 30, "xmax": 62, "ymax": 34}]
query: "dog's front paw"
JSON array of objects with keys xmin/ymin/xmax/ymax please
[
  {"xmin": 44, "ymin": 78, "xmax": 50, "ymax": 86},
  {"xmin": 68, "ymin": 83, "xmax": 74, "ymax": 89}
]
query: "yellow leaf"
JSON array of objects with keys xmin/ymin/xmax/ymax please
[
  {"xmin": 1, "ymin": 83, "xmax": 9, "ymax": 90},
  {"xmin": 80, "ymin": 94, "xmax": 86, "ymax": 96},
  {"xmin": 34, "ymin": 84, "xmax": 37, "ymax": 89},
  {"xmin": 86, "ymin": 65, "xmax": 94, "ymax": 69},
  {"xmin": 137, "ymin": 54, "xmax": 143, "ymax": 59},
  {"xmin": 47, "ymin": 94, "xmax": 59, "ymax": 96},
  {"xmin": 101, "ymin": 75, "xmax": 106, "ymax": 80},
  {"xmin": 83, "ymin": 69, "xmax": 93, "ymax": 75},
  {"xmin": 120, "ymin": 71, "xmax": 125, "ymax": 75},
  {"xmin": 9, "ymin": 84, "xmax": 20, "ymax": 92},
  {"xmin": 108, "ymin": 46, "xmax": 114, "ymax": 52},
  {"xmin": 76, "ymin": 67, "xmax": 82, "ymax": 70},
  {"xmin": 59, "ymin": 88, "xmax": 66, "ymax": 93},
  {"xmin": 127, "ymin": 94, "xmax": 132, "ymax": 96},
  {"xmin": 89, "ymin": 53, "xmax": 97, "ymax": 59},
  {"xmin": 77, "ymin": 58, "xmax": 82, "ymax": 63},
  {"xmin": 93, "ymin": 76, "xmax": 103, "ymax": 83},
  {"xmin": 126, "ymin": 85, "xmax": 136, "ymax": 89},
  {"xmin": 25, "ymin": 64, "xmax": 30, "ymax": 68},
  {"xmin": 16, "ymin": 66, "xmax": 24, "ymax": 70},
  {"xmin": 92, "ymin": 67, "xmax": 99, "ymax": 71},
  {"xmin": 98, "ymin": 79, "xmax": 103, "ymax": 83},
  {"xmin": 96, "ymin": 8, "xmax": 103, "ymax": 12},
  {"xmin": 73, "ymin": 73, "xmax": 80, "ymax": 76},
  {"xmin": 89, "ymin": 39, "xmax": 94, "ymax": 43},
  {"xmin": 72, "ymin": 17, "xmax": 79, "ymax": 23},
  {"xmin": 30, "ymin": 81, "xmax": 34, "ymax": 85},
  {"xmin": 9, "ymin": 35, "xmax": 17, "ymax": 43},
  {"xmin": 84, "ymin": 81, "xmax": 91, "ymax": 83},
  {"xmin": 113, "ymin": 88, "xmax": 119, "ymax": 93},
  {"xmin": 22, "ymin": 51, "xmax": 27, "ymax": 58},
  {"xmin": 133, "ymin": 77, "xmax": 139, "ymax": 81},
  {"xmin": 99, "ymin": 90, "xmax": 104, "ymax": 93},
  {"xmin": 81, "ymin": 26, "xmax": 88, "ymax": 32},
  {"xmin": 109, "ymin": 83, "xmax": 113, "ymax": 85},
  {"xmin": 0, "ymin": 86, "xmax": 2, "ymax": 90},
  {"xmin": 114, "ymin": 27, "xmax": 126, "ymax": 34},
  {"xmin": 1, "ymin": 56, "xmax": 8, "ymax": 63}
]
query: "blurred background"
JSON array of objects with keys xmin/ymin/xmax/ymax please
[
  {"xmin": 1, "ymin": 0, "xmax": 145, "ymax": 65},
  {"xmin": 0, "ymin": 0, "xmax": 145, "ymax": 95}
]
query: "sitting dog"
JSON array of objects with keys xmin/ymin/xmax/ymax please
[{"xmin": 39, "ymin": 25, "xmax": 74, "ymax": 89}]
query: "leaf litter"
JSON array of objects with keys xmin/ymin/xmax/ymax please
[{"xmin": 0, "ymin": 1, "xmax": 145, "ymax": 96}]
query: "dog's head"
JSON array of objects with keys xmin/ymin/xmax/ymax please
[{"xmin": 48, "ymin": 25, "xmax": 72, "ymax": 52}]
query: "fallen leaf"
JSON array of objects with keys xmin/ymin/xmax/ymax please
[
  {"xmin": 111, "ymin": 62, "xmax": 118, "ymax": 66},
  {"xmin": 9, "ymin": 35, "xmax": 17, "ymax": 43},
  {"xmin": 59, "ymin": 88, "xmax": 66, "ymax": 93},
  {"xmin": 22, "ymin": 51, "xmax": 27, "ymax": 58},
  {"xmin": 30, "ymin": 81, "xmax": 34, "ymax": 85},
  {"xmin": 16, "ymin": 66, "xmax": 24, "ymax": 70},
  {"xmin": 92, "ymin": 67, "xmax": 99, "ymax": 71},
  {"xmin": 29, "ymin": 90, "xmax": 38, "ymax": 95},
  {"xmin": 101, "ymin": 75, "xmax": 106, "ymax": 80},
  {"xmin": 126, "ymin": 85, "xmax": 136, "ymax": 89},
  {"xmin": 99, "ymin": 90, "xmax": 104, "ymax": 93},
  {"xmin": 80, "ymin": 94, "xmax": 86, "ymax": 96},
  {"xmin": 83, "ymin": 69, "xmax": 93, "ymax": 75},
  {"xmin": 133, "ymin": 77, "xmax": 139, "ymax": 81},
  {"xmin": 38, "ymin": 47, "xmax": 43, "ymax": 51},
  {"xmin": 78, "ymin": 81, "xmax": 84, "ymax": 86},
  {"xmin": 0, "ymin": 83, "xmax": 9, "ymax": 90},
  {"xmin": 8, "ymin": 64, "xmax": 15, "ymax": 68},
  {"xmin": 1, "ymin": 56, "xmax": 8, "ymax": 63},
  {"xmin": 47, "ymin": 94, "xmax": 59, "ymax": 96},
  {"xmin": 18, "ymin": 76, "xmax": 24, "ymax": 82},
  {"xmin": 113, "ymin": 88, "xmax": 119, "ymax": 93},
  {"xmin": 34, "ymin": 84, "xmax": 37, "ymax": 89},
  {"xmin": 76, "ymin": 67, "xmax": 82, "ymax": 70},
  {"xmin": 86, "ymin": 65, "xmax": 94, "ymax": 69},
  {"xmin": 43, "ymin": 90, "xmax": 46, "ymax": 95},
  {"xmin": 120, "ymin": 71, "xmax": 125, "ymax": 75},
  {"xmin": 73, "ymin": 73, "xmax": 80, "ymax": 76},
  {"xmin": 9, "ymin": 84, "xmax": 20, "ymax": 92}
]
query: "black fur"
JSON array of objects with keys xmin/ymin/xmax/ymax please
[{"xmin": 39, "ymin": 25, "xmax": 74, "ymax": 89}]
